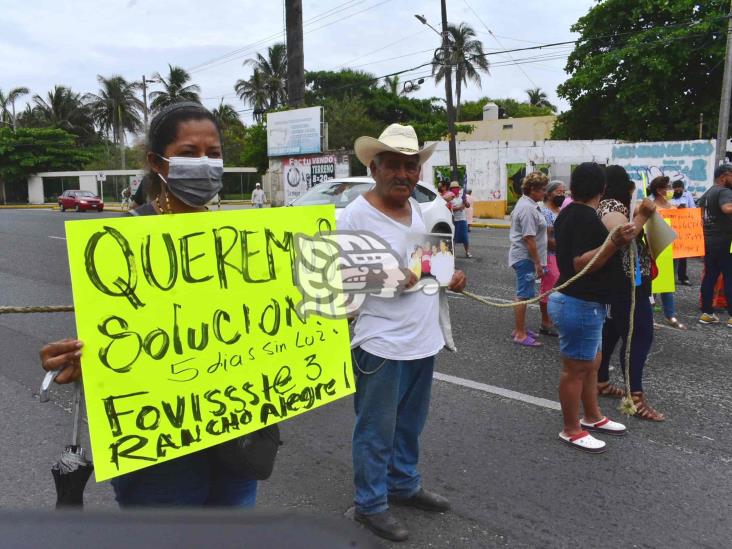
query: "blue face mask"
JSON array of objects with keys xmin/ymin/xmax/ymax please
[{"xmin": 157, "ymin": 155, "xmax": 224, "ymax": 207}]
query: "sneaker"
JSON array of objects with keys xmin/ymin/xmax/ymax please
[
  {"xmin": 699, "ymin": 313, "xmax": 720, "ymax": 324},
  {"xmin": 728, "ymin": 318, "xmax": 732, "ymax": 329}
]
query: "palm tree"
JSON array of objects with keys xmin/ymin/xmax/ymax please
[
  {"xmin": 244, "ymin": 43, "xmax": 288, "ymax": 109},
  {"xmin": 235, "ymin": 69, "xmax": 269, "ymax": 123},
  {"xmin": 526, "ymin": 87, "xmax": 556, "ymax": 111},
  {"xmin": 0, "ymin": 87, "xmax": 30, "ymax": 132},
  {"xmin": 84, "ymin": 75, "xmax": 143, "ymax": 168},
  {"xmin": 432, "ymin": 22, "xmax": 490, "ymax": 120},
  {"xmin": 32, "ymin": 85, "xmax": 95, "ymax": 139},
  {"xmin": 149, "ymin": 65, "xmax": 202, "ymax": 113},
  {"xmin": 212, "ymin": 99, "xmax": 243, "ymax": 131},
  {"xmin": 383, "ymin": 75, "xmax": 401, "ymax": 96}
]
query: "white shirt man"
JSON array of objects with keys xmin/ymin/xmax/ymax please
[{"xmin": 251, "ymin": 184, "xmax": 266, "ymax": 208}]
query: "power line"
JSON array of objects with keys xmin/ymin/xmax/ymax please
[
  {"xmin": 188, "ymin": 0, "xmax": 392, "ymax": 75},
  {"xmin": 462, "ymin": 0, "xmax": 538, "ymax": 88}
]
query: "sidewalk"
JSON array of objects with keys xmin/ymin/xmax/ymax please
[{"xmin": 470, "ymin": 217, "xmax": 510, "ymax": 229}]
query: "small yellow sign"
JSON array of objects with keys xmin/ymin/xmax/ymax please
[{"xmin": 65, "ymin": 206, "xmax": 353, "ymax": 481}]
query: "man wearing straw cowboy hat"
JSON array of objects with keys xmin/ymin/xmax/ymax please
[{"xmin": 339, "ymin": 123, "xmax": 466, "ymax": 541}]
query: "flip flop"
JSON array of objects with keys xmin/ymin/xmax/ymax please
[
  {"xmin": 558, "ymin": 431, "xmax": 606, "ymax": 453},
  {"xmin": 580, "ymin": 417, "xmax": 627, "ymax": 436},
  {"xmin": 539, "ymin": 326, "xmax": 559, "ymax": 337},
  {"xmin": 512, "ymin": 329, "xmax": 539, "ymax": 339},
  {"xmin": 513, "ymin": 335, "xmax": 542, "ymax": 347}
]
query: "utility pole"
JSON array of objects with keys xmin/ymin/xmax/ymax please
[
  {"xmin": 715, "ymin": 1, "xmax": 732, "ymax": 165},
  {"xmin": 285, "ymin": 0, "xmax": 305, "ymax": 107},
  {"xmin": 141, "ymin": 75, "xmax": 159, "ymax": 131},
  {"xmin": 699, "ymin": 112, "xmax": 704, "ymax": 140},
  {"xmin": 440, "ymin": 0, "xmax": 459, "ymax": 182}
]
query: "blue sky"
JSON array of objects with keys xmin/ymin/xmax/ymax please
[{"xmin": 0, "ymin": 0, "xmax": 594, "ymax": 126}]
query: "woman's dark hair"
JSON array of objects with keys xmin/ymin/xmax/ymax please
[
  {"xmin": 146, "ymin": 101, "xmax": 221, "ymax": 200},
  {"xmin": 648, "ymin": 176, "xmax": 670, "ymax": 198},
  {"xmin": 603, "ymin": 165, "xmax": 635, "ymax": 211},
  {"xmin": 570, "ymin": 162, "xmax": 606, "ymax": 201}
]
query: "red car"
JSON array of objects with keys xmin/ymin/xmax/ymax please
[{"xmin": 58, "ymin": 190, "xmax": 104, "ymax": 212}]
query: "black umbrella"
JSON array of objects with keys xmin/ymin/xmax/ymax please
[{"xmin": 42, "ymin": 377, "xmax": 94, "ymax": 508}]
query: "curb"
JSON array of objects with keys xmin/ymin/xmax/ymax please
[{"xmin": 470, "ymin": 222, "xmax": 510, "ymax": 229}]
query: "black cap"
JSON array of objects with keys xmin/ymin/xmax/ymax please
[{"xmin": 714, "ymin": 163, "xmax": 732, "ymax": 179}]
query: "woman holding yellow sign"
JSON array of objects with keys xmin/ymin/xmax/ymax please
[{"xmin": 39, "ymin": 102, "xmax": 261, "ymax": 507}]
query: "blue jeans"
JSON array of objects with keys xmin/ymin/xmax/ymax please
[
  {"xmin": 657, "ymin": 292, "xmax": 676, "ymax": 318},
  {"xmin": 351, "ymin": 347, "xmax": 435, "ymax": 515},
  {"xmin": 548, "ymin": 293, "xmax": 605, "ymax": 361},
  {"xmin": 111, "ymin": 448, "xmax": 258, "ymax": 507},
  {"xmin": 512, "ymin": 258, "xmax": 537, "ymax": 299},
  {"xmin": 701, "ymin": 241, "xmax": 732, "ymax": 315}
]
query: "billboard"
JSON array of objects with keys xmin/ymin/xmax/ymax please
[
  {"xmin": 267, "ymin": 106, "xmax": 323, "ymax": 157},
  {"xmin": 283, "ymin": 153, "xmax": 350, "ymax": 204}
]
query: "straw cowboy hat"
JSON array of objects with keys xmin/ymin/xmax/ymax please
[
  {"xmin": 354, "ymin": 123, "xmax": 437, "ymax": 167},
  {"xmin": 449, "ymin": 180, "xmax": 461, "ymax": 189}
]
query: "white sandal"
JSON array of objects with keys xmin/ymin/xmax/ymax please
[
  {"xmin": 580, "ymin": 417, "xmax": 627, "ymax": 436},
  {"xmin": 558, "ymin": 430, "xmax": 607, "ymax": 453}
]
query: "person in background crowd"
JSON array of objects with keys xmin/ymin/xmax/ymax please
[
  {"xmin": 648, "ymin": 176, "xmax": 686, "ymax": 329},
  {"xmin": 449, "ymin": 181, "xmax": 472, "ymax": 258},
  {"xmin": 670, "ymin": 179, "xmax": 695, "ymax": 285},
  {"xmin": 508, "ymin": 171, "xmax": 548, "ymax": 347},
  {"xmin": 465, "ymin": 189, "xmax": 474, "ymax": 228},
  {"xmin": 697, "ymin": 164, "xmax": 732, "ymax": 326},
  {"xmin": 341, "ymin": 123, "xmax": 466, "ymax": 542},
  {"xmin": 538, "ymin": 180, "xmax": 565, "ymax": 337},
  {"xmin": 251, "ymin": 182, "xmax": 266, "ymax": 208},
  {"xmin": 597, "ymin": 166, "xmax": 664, "ymax": 420},
  {"xmin": 39, "ymin": 102, "xmax": 260, "ymax": 508},
  {"xmin": 548, "ymin": 162, "xmax": 645, "ymax": 453},
  {"xmin": 129, "ymin": 174, "xmax": 149, "ymax": 210}
]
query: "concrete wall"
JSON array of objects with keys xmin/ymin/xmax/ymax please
[
  {"xmin": 28, "ymin": 175, "xmax": 44, "ymax": 204},
  {"xmin": 422, "ymin": 139, "xmax": 717, "ymax": 218},
  {"xmin": 457, "ymin": 116, "xmax": 557, "ymax": 142}
]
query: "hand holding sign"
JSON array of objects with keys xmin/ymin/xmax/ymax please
[{"xmin": 64, "ymin": 206, "xmax": 353, "ymax": 481}]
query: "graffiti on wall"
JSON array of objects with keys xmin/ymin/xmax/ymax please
[{"xmin": 611, "ymin": 141, "xmax": 714, "ymax": 196}]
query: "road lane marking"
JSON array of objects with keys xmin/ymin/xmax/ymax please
[
  {"xmin": 48, "ymin": 236, "xmax": 66, "ymax": 240},
  {"xmin": 434, "ymin": 371, "xmax": 561, "ymax": 411}
]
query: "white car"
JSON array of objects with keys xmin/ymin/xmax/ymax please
[{"xmin": 289, "ymin": 176, "xmax": 454, "ymax": 234}]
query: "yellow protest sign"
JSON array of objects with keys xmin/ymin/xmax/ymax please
[
  {"xmin": 659, "ymin": 208, "xmax": 705, "ymax": 259},
  {"xmin": 65, "ymin": 206, "xmax": 353, "ymax": 481},
  {"xmin": 651, "ymin": 218, "xmax": 676, "ymax": 294}
]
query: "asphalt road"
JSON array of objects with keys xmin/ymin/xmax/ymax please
[{"xmin": 1, "ymin": 208, "xmax": 731, "ymax": 548}]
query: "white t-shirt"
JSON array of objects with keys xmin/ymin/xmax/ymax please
[
  {"xmin": 451, "ymin": 196, "xmax": 467, "ymax": 222},
  {"xmin": 338, "ymin": 195, "xmax": 444, "ymax": 360}
]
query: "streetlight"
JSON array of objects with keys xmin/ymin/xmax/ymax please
[
  {"xmin": 141, "ymin": 75, "xmax": 160, "ymax": 131},
  {"xmin": 414, "ymin": 7, "xmax": 459, "ymax": 182}
]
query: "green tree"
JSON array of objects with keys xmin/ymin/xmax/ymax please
[
  {"xmin": 554, "ymin": 0, "xmax": 728, "ymax": 140},
  {"xmin": 242, "ymin": 43, "xmax": 288, "ymax": 110},
  {"xmin": 239, "ymin": 123, "xmax": 269, "ymax": 173},
  {"xmin": 432, "ymin": 22, "xmax": 490, "ymax": 119},
  {"xmin": 323, "ymin": 95, "xmax": 382, "ymax": 150},
  {"xmin": 84, "ymin": 75, "xmax": 143, "ymax": 167},
  {"xmin": 29, "ymin": 86, "xmax": 96, "ymax": 142},
  {"xmin": 525, "ymin": 88, "xmax": 556, "ymax": 112},
  {"xmin": 0, "ymin": 127, "xmax": 91, "ymax": 202},
  {"xmin": 235, "ymin": 70, "xmax": 269, "ymax": 122},
  {"xmin": 456, "ymin": 96, "xmax": 555, "ymax": 122},
  {"xmin": 149, "ymin": 64, "xmax": 202, "ymax": 113},
  {"xmin": 212, "ymin": 99, "xmax": 243, "ymax": 132},
  {"xmin": 0, "ymin": 87, "xmax": 30, "ymax": 132}
]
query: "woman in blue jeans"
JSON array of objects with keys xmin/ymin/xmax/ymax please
[
  {"xmin": 39, "ymin": 102, "xmax": 258, "ymax": 507},
  {"xmin": 596, "ymin": 166, "xmax": 664, "ymax": 421},
  {"xmin": 548, "ymin": 162, "xmax": 655, "ymax": 453}
]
